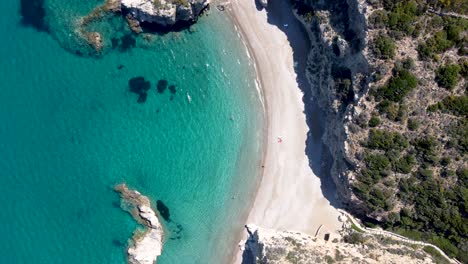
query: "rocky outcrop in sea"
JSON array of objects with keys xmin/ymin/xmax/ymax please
[
  {"xmin": 121, "ymin": 0, "xmax": 210, "ymax": 29},
  {"xmin": 115, "ymin": 183, "xmax": 164, "ymax": 264}
]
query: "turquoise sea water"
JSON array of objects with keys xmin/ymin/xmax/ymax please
[{"xmin": 0, "ymin": 1, "xmax": 263, "ymax": 263}]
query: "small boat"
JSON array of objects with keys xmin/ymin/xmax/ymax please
[
  {"xmin": 284, "ymin": 23, "xmax": 289, "ymax": 28},
  {"xmin": 187, "ymin": 92, "xmax": 192, "ymax": 103}
]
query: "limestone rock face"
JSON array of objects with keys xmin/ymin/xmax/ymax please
[
  {"xmin": 258, "ymin": 0, "xmax": 268, "ymax": 8},
  {"xmin": 121, "ymin": 0, "xmax": 210, "ymax": 27},
  {"xmin": 115, "ymin": 184, "xmax": 164, "ymax": 264},
  {"xmin": 241, "ymin": 225, "xmax": 435, "ymax": 264}
]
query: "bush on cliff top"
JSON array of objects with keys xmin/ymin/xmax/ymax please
[
  {"xmin": 435, "ymin": 64, "xmax": 461, "ymax": 89},
  {"xmin": 373, "ymin": 34, "xmax": 396, "ymax": 59},
  {"xmin": 366, "ymin": 129, "xmax": 409, "ymax": 151},
  {"xmin": 377, "ymin": 69, "xmax": 418, "ymax": 102},
  {"xmin": 428, "ymin": 95, "xmax": 468, "ymax": 117}
]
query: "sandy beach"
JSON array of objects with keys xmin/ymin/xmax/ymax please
[{"xmin": 227, "ymin": 0, "xmax": 342, "ymax": 260}]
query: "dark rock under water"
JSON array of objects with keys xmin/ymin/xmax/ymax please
[
  {"xmin": 20, "ymin": 0, "xmax": 49, "ymax": 32},
  {"xmin": 119, "ymin": 34, "xmax": 137, "ymax": 52},
  {"xmin": 168, "ymin": 85, "xmax": 176, "ymax": 94},
  {"xmin": 129, "ymin": 76, "xmax": 151, "ymax": 103},
  {"xmin": 156, "ymin": 80, "xmax": 169, "ymax": 93},
  {"xmin": 156, "ymin": 200, "xmax": 170, "ymax": 221}
]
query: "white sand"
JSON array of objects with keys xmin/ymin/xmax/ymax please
[{"xmin": 227, "ymin": 0, "xmax": 342, "ymax": 255}]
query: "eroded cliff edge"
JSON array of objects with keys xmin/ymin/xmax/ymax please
[
  {"xmin": 115, "ymin": 183, "xmax": 164, "ymax": 264},
  {"xmin": 290, "ymin": 0, "xmax": 467, "ymax": 261},
  {"xmin": 240, "ymin": 224, "xmax": 437, "ymax": 264}
]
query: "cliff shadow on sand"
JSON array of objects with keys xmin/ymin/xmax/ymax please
[{"xmin": 257, "ymin": 0, "xmax": 339, "ymax": 207}]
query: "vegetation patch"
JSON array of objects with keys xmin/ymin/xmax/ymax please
[
  {"xmin": 375, "ymin": 69, "xmax": 418, "ymax": 102},
  {"xmin": 435, "ymin": 64, "xmax": 461, "ymax": 89}
]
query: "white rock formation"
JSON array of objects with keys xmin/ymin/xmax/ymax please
[
  {"xmin": 128, "ymin": 229, "xmax": 162, "ymax": 264},
  {"xmin": 258, "ymin": 0, "xmax": 268, "ymax": 8},
  {"xmin": 241, "ymin": 225, "xmax": 436, "ymax": 264},
  {"xmin": 115, "ymin": 184, "xmax": 164, "ymax": 264},
  {"xmin": 121, "ymin": 0, "xmax": 210, "ymax": 27}
]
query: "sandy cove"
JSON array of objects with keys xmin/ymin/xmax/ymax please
[{"xmin": 227, "ymin": 0, "xmax": 342, "ymax": 261}]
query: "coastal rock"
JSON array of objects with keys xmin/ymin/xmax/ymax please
[
  {"xmin": 241, "ymin": 225, "xmax": 435, "ymax": 263},
  {"xmin": 291, "ymin": 0, "xmax": 370, "ymax": 215},
  {"xmin": 126, "ymin": 14, "xmax": 143, "ymax": 33},
  {"xmin": 115, "ymin": 183, "xmax": 164, "ymax": 264},
  {"xmin": 84, "ymin": 32, "xmax": 103, "ymax": 52},
  {"xmin": 121, "ymin": 0, "xmax": 210, "ymax": 28},
  {"xmin": 257, "ymin": 0, "xmax": 268, "ymax": 8}
]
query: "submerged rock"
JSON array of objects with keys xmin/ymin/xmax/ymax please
[
  {"xmin": 20, "ymin": 0, "xmax": 48, "ymax": 32},
  {"xmin": 115, "ymin": 183, "xmax": 164, "ymax": 264},
  {"xmin": 168, "ymin": 85, "xmax": 177, "ymax": 94},
  {"xmin": 126, "ymin": 14, "xmax": 143, "ymax": 33},
  {"xmin": 84, "ymin": 32, "xmax": 103, "ymax": 52},
  {"xmin": 156, "ymin": 200, "xmax": 170, "ymax": 221},
  {"xmin": 156, "ymin": 80, "xmax": 169, "ymax": 93},
  {"xmin": 121, "ymin": 0, "xmax": 210, "ymax": 30},
  {"xmin": 129, "ymin": 77, "xmax": 151, "ymax": 103}
]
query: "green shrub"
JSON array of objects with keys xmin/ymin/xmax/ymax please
[
  {"xmin": 368, "ymin": 115, "xmax": 381, "ymax": 127},
  {"xmin": 430, "ymin": 236, "xmax": 459, "ymax": 258},
  {"xmin": 385, "ymin": 0, "xmax": 419, "ymax": 35},
  {"xmin": 423, "ymin": 246, "xmax": 451, "ymax": 264},
  {"xmin": 171, "ymin": 0, "xmax": 189, "ymax": 7},
  {"xmin": 369, "ymin": 10, "xmax": 388, "ymax": 28},
  {"xmin": 344, "ymin": 232, "xmax": 366, "ymax": 244},
  {"xmin": 377, "ymin": 69, "xmax": 418, "ymax": 102},
  {"xmin": 445, "ymin": 24, "xmax": 462, "ymax": 42},
  {"xmin": 407, "ymin": 118, "xmax": 420, "ymax": 130},
  {"xmin": 435, "ymin": 64, "xmax": 461, "ymax": 89},
  {"xmin": 449, "ymin": 119, "xmax": 468, "ymax": 154},
  {"xmin": 415, "ymin": 136, "xmax": 440, "ymax": 164},
  {"xmin": 430, "ymin": 96, "xmax": 468, "ymax": 116},
  {"xmin": 373, "ymin": 34, "xmax": 396, "ymax": 59},
  {"xmin": 394, "ymin": 154, "xmax": 415, "ymax": 173},
  {"xmin": 367, "ymin": 129, "xmax": 409, "ymax": 151},
  {"xmin": 440, "ymin": 157, "xmax": 451, "ymax": 166},
  {"xmin": 418, "ymin": 31, "xmax": 455, "ymax": 60},
  {"xmin": 365, "ymin": 153, "xmax": 390, "ymax": 172},
  {"xmin": 460, "ymin": 60, "xmax": 468, "ymax": 78}
]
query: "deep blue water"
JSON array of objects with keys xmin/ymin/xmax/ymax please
[{"xmin": 0, "ymin": 1, "xmax": 263, "ymax": 263}]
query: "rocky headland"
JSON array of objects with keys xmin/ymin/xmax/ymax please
[
  {"xmin": 241, "ymin": 224, "xmax": 437, "ymax": 264},
  {"xmin": 115, "ymin": 183, "xmax": 164, "ymax": 264},
  {"xmin": 121, "ymin": 0, "xmax": 210, "ymax": 30},
  {"xmin": 78, "ymin": 0, "xmax": 210, "ymax": 52}
]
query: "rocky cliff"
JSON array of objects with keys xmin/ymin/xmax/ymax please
[
  {"xmin": 241, "ymin": 224, "xmax": 436, "ymax": 264},
  {"xmin": 115, "ymin": 183, "xmax": 164, "ymax": 264},
  {"xmin": 292, "ymin": 0, "xmax": 467, "ymax": 261},
  {"xmin": 121, "ymin": 0, "xmax": 210, "ymax": 29},
  {"xmin": 291, "ymin": 0, "xmax": 371, "ymax": 213}
]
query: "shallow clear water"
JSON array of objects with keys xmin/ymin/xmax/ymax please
[{"xmin": 0, "ymin": 1, "xmax": 263, "ymax": 263}]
